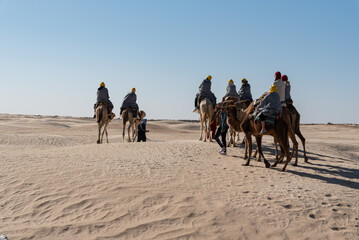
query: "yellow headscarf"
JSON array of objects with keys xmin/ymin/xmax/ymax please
[
  {"xmin": 131, "ymin": 88, "xmax": 136, "ymax": 93},
  {"xmin": 100, "ymin": 82, "xmax": 105, "ymax": 87},
  {"xmin": 241, "ymin": 78, "xmax": 247, "ymax": 83},
  {"xmin": 270, "ymin": 85, "xmax": 278, "ymax": 93},
  {"xmin": 207, "ymin": 75, "xmax": 212, "ymax": 81},
  {"xmin": 228, "ymin": 79, "xmax": 234, "ymax": 84}
]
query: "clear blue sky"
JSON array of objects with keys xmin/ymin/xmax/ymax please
[{"xmin": 0, "ymin": 0, "xmax": 358, "ymax": 123}]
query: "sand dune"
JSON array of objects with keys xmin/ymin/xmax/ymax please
[{"xmin": 0, "ymin": 114, "xmax": 358, "ymax": 240}]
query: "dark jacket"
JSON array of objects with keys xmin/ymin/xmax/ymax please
[
  {"xmin": 121, "ymin": 92, "xmax": 138, "ymax": 110},
  {"xmin": 96, "ymin": 87, "xmax": 113, "ymax": 108},
  {"xmin": 137, "ymin": 122, "xmax": 147, "ymax": 141},
  {"xmin": 218, "ymin": 111, "xmax": 229, "ymax": 132},
  {"xmin": 285, "ymin": 82, "xmax": 292, "ymax": 101},
  {"xmin": 239, "ymin": 83, "xmax": 252, "ymax": 100},
  {"xmin": 198, "ymin": 79, "xmax": 217, "ymax": 106}
]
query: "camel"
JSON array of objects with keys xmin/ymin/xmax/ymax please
[
  {"xmin": 95, "ymin": 103, "xmax": 115, "ymax": 144},
  {"xmin": 222, "ymin": 99, "xmax": 251, "ymax": 148},
  {"xmin": 217, "ymin": 100, "xmax": 250, "ymax": 157},
  {"xmin": 121, "ymin": 108, "xmax": 146, "ymax": 142},
  {"xmin": 252, "ymin": 103, "xmax": 308, "ymax": 166},
  {"xmin": 196, "ymin": 98, "xmax": 214, "ymax": 142},
  {"xmin": 238, "ymin": 102, "xmax": 296, "ymax": 171}
]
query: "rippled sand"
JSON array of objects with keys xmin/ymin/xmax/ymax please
[{"xmin": 0, "ymin": 114, "xmax": 358, "ymax": 239}]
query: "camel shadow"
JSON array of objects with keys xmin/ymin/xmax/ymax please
[
  {"xmin": 287, "ymin": 165, "xmax": 359, "ymax": 190},
  {"xmin": 237, "ymin": 145, "xmax": 359, "ymax": 190}
]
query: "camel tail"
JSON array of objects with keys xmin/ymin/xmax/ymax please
[{"xmin": 97, "ymin": 110, "xmax": 102, "ymax": 123}]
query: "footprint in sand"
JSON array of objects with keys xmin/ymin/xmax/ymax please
[
  {"xmin": 325, "ymin": 194, "xmax": 332, "ymax": 197},
  {"xmin": 331, "ymin": 227, "xmax": 346, "ymax": 231},
  {"xmin": 309, "ymin": 213, "xmax": 315, "ymax": 219},
  {"xmin": 283, "ymin": 204, "xmax": 292, "ymax": 209}
]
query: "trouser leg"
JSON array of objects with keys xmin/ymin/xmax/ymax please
[
  {"xmin": 215, "ymin": 126, "xmax": 223, "ymax": 148},
  {"xmin": 221, "ymin": 127, "xmax": 228, "ymax": 150}
]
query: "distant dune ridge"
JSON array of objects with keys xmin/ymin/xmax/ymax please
[{"xmin": 0, "ymin": 114, "xmax": 358, "ymax": 239}]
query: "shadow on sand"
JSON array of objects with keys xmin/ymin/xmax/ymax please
[{"xmin": 228, "ymin": 143, "xmax": 359, "ymax": 190}]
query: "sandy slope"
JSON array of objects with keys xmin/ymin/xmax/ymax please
[{"xmin": 0, "ymin": 114, "xmax": 358, "ymax": 240}]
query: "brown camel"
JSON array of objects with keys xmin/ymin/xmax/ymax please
[
  {"xmin": 196, "ymin": 98, "xmax": 214, "ymax": 142},
  {"xmin": 121, "ymin": 109, "xmax": 146, "ymax": 142},
  {"xmin": 253, "ymin": 103, "xmax": 307, "ymax": 164},
  {"xmin": 218, "ymin": 100, "xmax": 251, "ymax": 158},
  {"xmin": 95, "ymin": 103, "xmax": 115, "ymax": 144},
  {"xmin": 239, "ymin": 102, "xmax": 295, "ymax": 171},
  {"xmin": 222, "ymin": 99, "xmax": 251, "ymax": 148},
  {"xmin": 222, "ymin": 96, "xmax": 240, "ymax": 147}
]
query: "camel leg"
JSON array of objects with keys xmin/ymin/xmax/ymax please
[
  {"xmin": 132, "ymin": 124, "xmax": 136, "ymax": 142},
  {"xmin": 203, "ymin": 117, "xmax": 207, "ymax": 142},
  {"xmin": 277, "ymin": 144, "xmax": 286, "ymax": 163},
  {"xmin": 288, "ymin": 132, "xmax": 298, "ymax": 166},
  {"xmin": 274, "ymin": 138, "xmax": 279, "ymax": 160},
  {"xmin": 97, "ymin": 123, "xmax": 102, "ymax": 144},
  {"xmin": 105, "ymin": 128, "xmax": 108, "ymax": 143},
  {"xmin": 296, "ymin": 129, "xmax": 308, "ymax": 162},
  {"xmin": 104, "ymin": 123, "xmax": 109, "ymax": 143},
  {"xmin": 122, "ymin": 123, "xmax": 126, "ymax": 142},
  {"xmin": 241, "ymin": 136, "xmax": 245, "ymax": 145},
  {"xmin": 127, "ymin": 123, "xmax": 132, "ymax": 142},
  {"xmin": 230, "ymin": 131, "xmax": 236, "ymax": 147},
  {"xmin": 280, "ymin": 143, "xmax": 293, "ymax": 172},
  {"xmin": 101, "ymin": 127, "xmax": 105, "ymax": 143},
  {"xmin": 243, "ymin": 136, "xmax": 248, "ymax": 159},
  {"xmin": 252, "ymin": 146, "xmax": 257, "ymax": 158},
  {"xmin": 232, "ymin": 131, "xmax": 236, "ymax": 147},
  {"xmin": 256, "ymin": 136, "xmax": 270, "ymax": 168},
  {"xmin": 243, "ymin": 133, "xmax": 252, "ymax": 166},
  {"xmin": 207, "ymin": 117, "xmax": 212, "ymax": 142},
  {"xmin": 199, "ymin": 117, "xmax": 204, "ymax": 141},
  {"xmin": 256, "ymin": 146, "xmax": 262, "ymax": 162},
  {"xmin": 284, "ymin": 109, "xmax": 298, "ymax": 166},
  {"xmin": 227, "ymin": 131, "xmax": 231, "ymax": 147},
  {"xmin": 272, "ymin": 143, "xmax": 286, "ymax": 167}
]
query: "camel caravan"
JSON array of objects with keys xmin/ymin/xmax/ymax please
[
  {"xmin": 94, "ymin": 83, "xmax": 146, "ymax": 143},
  {"xmin": 93, "ymin": 72, "xmax": 307, "ymax": 172},
  {"xmin": 194, "ymin": 72, "xmax": 308, "ymax": 172}
]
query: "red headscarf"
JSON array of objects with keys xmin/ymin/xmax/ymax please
[
  {"xmin": 282, "ymin": 75, "xmax": 288, "ymax": 81},
  {"xmin": 275, "ymin": 71, "xmax": 281, "ymax": 80}
]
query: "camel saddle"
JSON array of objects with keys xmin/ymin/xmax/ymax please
[
  {"xmin": 121, "ymin": 107, "xmax": 138, "ymax": 118},
  {"xmin": 95, "ymin": 102, "xmax": 108, "ymax": 109}
]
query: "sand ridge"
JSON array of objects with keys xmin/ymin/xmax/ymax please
[{"xmin": 0, "ymin": 114, "xmax": 358, "ymax": 239}]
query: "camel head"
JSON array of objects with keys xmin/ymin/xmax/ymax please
[
  {"xmin": 239, "ymin": 100, "xmax": 251, "ymax": 109},
  {"xmin": 110, "ymin": 112, "xmax": 116, "ymax": 121}
]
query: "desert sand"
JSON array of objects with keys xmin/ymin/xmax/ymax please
[{"xmin": 0, "ymin": 114, "xmax": 358, "ymax": 240}]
